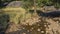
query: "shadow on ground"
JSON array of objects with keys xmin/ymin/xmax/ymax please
[
  {"xmin": 0, "ymin": 13, "xmax": 9, "ymax": 34},
  {"xmin": 37, "ymin": 10, "xmax": 60, "ymax": 18}
]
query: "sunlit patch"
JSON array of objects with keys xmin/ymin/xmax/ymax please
[
  {"xmin": 29, "ymin": 27, "xmax": 34, "ymax": 31},
  {"xmin": 37, "ymin": 28, "xmax": 40, "ymax": 31},
  {"xmin": 23, "ymin": 28, "xmax": 25, "ymax": 29},
  {"xmin": 41, "ymin": 31, "xmax": 44, "ymax": 33},
  {"xmin": 44, "ymin": 25, "xmax": 47, "ymax": 27},
  {"xmin": 27, "ymin": 30, "xmax": 30, "ymax": 32},
  {"xmin": 22, "ymin": 32, "xmax": 26, "ymax": 34},
  {"xmin": 46, "ymin": 31, "xmax": 49, "ymax": 33}
]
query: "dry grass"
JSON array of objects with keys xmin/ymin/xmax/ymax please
[
  {"xmin": 1, "ymin": 7, "xmax": 40, "ymax": 33},
  {"xmin": 3, "ymin": 7, "xmax": 60, "ymax": 34},
  {"xmin": 1, "ymin": 7, "xmax": 39, "ymax": 25},
  {"xmin": 2, "ymin": 7, "xmax": 25, "ymax": 11},
  {"xmin": 1, "ymin": 7, "xmax": 27, "ymax": 24}
]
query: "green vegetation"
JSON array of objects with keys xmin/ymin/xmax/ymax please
[
  {"xmin": 0, "ymin": 0, "xmax": 60, "ymax": 8},
  {"xmin": 0, "ymin": 0, "xmax": 60, "ymax": 29},
  {"xmin": 1, "ymin": 7, "xmax": 36, "ymax": 24},
  {"xmin": 0, "ymin": 7, "xmax": 35, "ymax": 32},
  {"xmin": 0, "ymin": 0, "xmax": 60, "ymax": 34}
]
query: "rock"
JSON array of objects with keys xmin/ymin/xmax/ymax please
[
  {"xmin": 40, "ymin": 6, "xmax": 57, "ymax": 12},
  {"xmin": 6, "ymin": 1, "xmax": 23, "ymax": 7}
]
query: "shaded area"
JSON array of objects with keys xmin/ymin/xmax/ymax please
[
  {"xmin": 0, "ymin": 0, "xmax": 15, "ymax": 8},
  {"xmin": 0, "ymin": 1, "xmax": 9, "ymax": 8},
  {"xmin": 37, "ymin": 10, "xmax": 60, "ymax": 18},
  {"xmin": 0, "ymin": 13, "xmax": 10, "ymax": 34}
]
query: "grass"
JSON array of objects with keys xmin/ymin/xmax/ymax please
[
  {"xmin": 0, "ymin": 7, "xmax": 39, "ymax": 33},
  {"xmin": 1, "ymin": 7, "xmax": 36, "ymax": 24}
]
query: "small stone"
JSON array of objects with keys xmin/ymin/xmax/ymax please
[
  {"xmin": 41, "ymin": 31, "xmax": 44, "ymax": 33},
  {"xmin": 22, "ymin": 32, "xmax": 26, "ymax": 34},
  {"xmin": 37, "ymin": 28, "xmax": 40, "ymax": 31},
  {"xmin": 46, "ymin": 31, "xmax": 48, "ymax": 33},
  {"xmin": 31, "ymin": 27, "xmax": 34, "ymax": 30},
  {"xmin": 27, "ymin": 30, "xmax": 30, "ymax": 32},
  {"xmin": 30, "ymin": 29, "xmax": 33, "ymax": 31},
  {"xmin": 48, "ymin": 28, "xmax": 51, "ymax": 30},
  {"xmin": 30, "ymin": 28, "xmax": 34, "ymax": 31},
  {"xmin": 48, "ymin": 25, "xmax": 50, "ymax": 27},
  {"xmin": 44, "ymin": 25, "xmax": 47, "ymax": 27},
  {"xmin": 23, "ymin": 28, "xmax": 25, "ymax": 29}
]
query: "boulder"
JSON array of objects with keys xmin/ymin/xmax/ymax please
[{"xmin": 6, "ymin": 1, "xmax": 23, "ymax": 7}]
